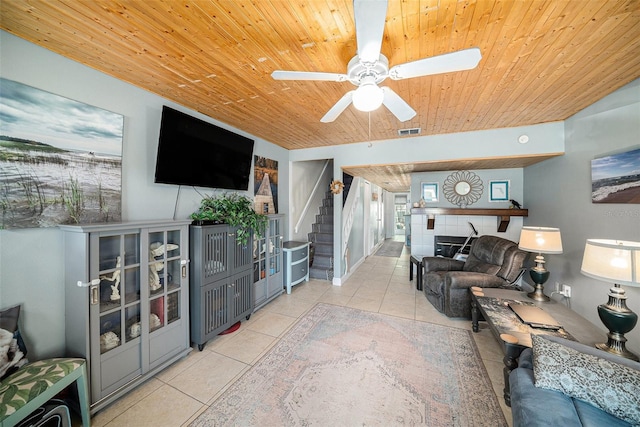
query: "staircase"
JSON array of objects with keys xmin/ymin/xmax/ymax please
[{"xmin": 308, "ymin": 190, "xmax": 334, "ymax": 281}]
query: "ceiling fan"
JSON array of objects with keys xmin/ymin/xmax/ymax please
[{"xmin": 271, "ymin": 0, "xmax": 482, "ymax": 123}]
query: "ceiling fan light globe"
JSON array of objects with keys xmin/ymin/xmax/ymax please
[{"xmin": 352, "ymin": 83, "xmax": 384, "ymax": 112}]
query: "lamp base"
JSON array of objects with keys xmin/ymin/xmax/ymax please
[
  {"xmin": 596, "ymin": 340, "xmax": 639, "ymax": 362},
  {"xmin": 527, "ymin": 286, "xmax": 550, "ymax": 302},
  {"xmin": 596, "ymin": 285, "xmax": 639, "ymax": 362},
  {"xmin": 527, "ymin": 267, "xmax": 550, "ymax": 302}
]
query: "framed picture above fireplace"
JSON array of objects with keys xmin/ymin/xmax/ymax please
[
  {"xmin": 489, "ymin": 180, "xmax": 509, "ymax": 202},
  {"xmin": 421, "ymin": 182, "xmax": 439, "ymax": 202}
]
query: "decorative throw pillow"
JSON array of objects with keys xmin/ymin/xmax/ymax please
[
  {"xmin": 0, "ymin": 305, "xmax": 28, "ymax": 381},
  {"xmin": 0, "ymin": 328, "xmax": 24, "ymax": 379},
  {"xmin": 532, "ymin": 334, "xmax": 640, "ymax": 425}
]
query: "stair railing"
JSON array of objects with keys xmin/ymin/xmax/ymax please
[
  {"xmin": 342, "ymin": 176, "xmax": 362, "ymax": 256},
  {"xmin": 294, "ymin": 159, "xmax": 331, "ymax": 234}
]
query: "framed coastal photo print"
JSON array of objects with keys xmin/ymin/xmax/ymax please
[
  {"xmin": 421, "ymin": 182, "xmax": 439, "ymax": 202},
  {"xmin": 0, "ymin": 78, "xmax": 123, "ymax": 229},
  {"xmin": 591, "ymin": 147, "xmax": 640, "ymax": 204},
  {"xmin": 489, "ymin": 180, "xmax": 509, "ymax": 202}
]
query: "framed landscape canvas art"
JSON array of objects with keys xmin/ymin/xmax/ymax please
[
  {"xmin": 254, "ymin": 156, "xmax": 278, "ymax": 214},
  {"xmin": 0, "ymin": 78, "xmax": 124, "ymax": 229},
  {"xmin": 591, "ymin": 147, "xmax": 640, "ymax": 204}
]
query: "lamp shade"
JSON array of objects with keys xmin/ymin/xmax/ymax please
[
  {"xmin": 518, "ymin": 226, "xmax": 563, "ymax": 254},
  {"xmin": 581, "ymin": 239, "xmax": 640, "ymax": 287},
  {"xmin": 352, "ymin": 78, "xmax": 384, "ymax": 112}
]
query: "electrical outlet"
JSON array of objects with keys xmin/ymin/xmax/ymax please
[{"xmin": 561, "ymin": 284, "xmax": 572, "ymax": 298}]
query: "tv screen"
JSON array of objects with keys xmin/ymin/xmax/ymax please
[{"xmin": 154, "ymin": 106, "xmax": 254, "ymax": 190}]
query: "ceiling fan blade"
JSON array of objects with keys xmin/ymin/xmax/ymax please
[
  {"xmin": 389, "ymin": 47, "xmax": 482, "ymax": 80},
  {"xmin": 271, "ymin": 70, "xmax": 348, "ymax": 82},
  {"xmin": 381, "ymin": 87, "xmax": 416, "ymax": 122},
  {"xmin": 321, "ymin": 91, "xmax": 355, "ymax": 123},
  {"xmin": 354, "ymin": 0, "xmax": 388, "ymax": 63}
]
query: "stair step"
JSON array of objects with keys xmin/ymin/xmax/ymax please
[
  {"xmin": 306, "ymin": 188, "xmax": 335, "ymax": 282},
  {"xmin": 319, "ymin": 206, "xmax": 332, "ymax": 216},
  {"xmin": 309, "ymin": 267, "xmax": 333, "ymax": 281},
  {"xmin": 315, "ymin": 214, "xmax": 333, "ymax": 224},
  {"xmin": 312, "ymin": 223, "xmax": 333, "ymax": 233},
  {"xmin": 313, "ymin": 242, "xmax": 332, "ymax": 255},
  {"xmin": 308, "ymin": 232, "xmax": 333, "ymax": 243},
  {"xmin": 311, "ymin": 254, "xmax": 332, "ymax": 269}
]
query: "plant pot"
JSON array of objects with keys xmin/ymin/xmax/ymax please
[{"xmin": 191, "ymin": 219, "xmax": 225, "ymax": 226}]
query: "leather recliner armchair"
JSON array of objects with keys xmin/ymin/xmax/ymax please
[{"xmin": 422, "ymin": 235, "xmax": 527, "ymax": 318}]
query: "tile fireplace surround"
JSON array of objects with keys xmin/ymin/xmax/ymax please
[{"xmin": 410, "ymin": 213, "xmax": 523, "ymax": 256}]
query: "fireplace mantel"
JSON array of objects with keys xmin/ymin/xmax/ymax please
[{"xmin": 411, "ymin": 208, "xmax": 528, "ymax": 232}]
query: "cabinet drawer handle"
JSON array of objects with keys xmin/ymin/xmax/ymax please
[
  {"xmin": 90, "ymin": 285, "xmax": 99, "ymax": 305},
  {"xmin": 77, "ymin": 278, "xmax": 100, "ymax": 288}
]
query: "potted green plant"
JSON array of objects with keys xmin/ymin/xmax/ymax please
[{"xmin": 190, "ymin": 193, "xmax": 267, "ymax": 245}]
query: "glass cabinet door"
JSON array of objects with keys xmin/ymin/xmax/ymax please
[
  {"xmin": 98, "ymin": 233, "xmax": 141, "ymax": 354},
  {"xmin": 253, "ymin": 229, "xmax": 267, "ymax": 283},
  {"xmin": 148, "ymin": 228, "xmax": 183, "ymax": 333},
  {"xmin": 268, "ymin": 217, "xmax": 282, "ymax": 278}
]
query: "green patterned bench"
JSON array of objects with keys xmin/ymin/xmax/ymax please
[{"xmin": 0, "ymin": 358, "xmax": 90, "ymax": 427}]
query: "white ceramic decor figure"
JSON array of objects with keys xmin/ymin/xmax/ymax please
[
  {"xmin": 100, "ymin": 331, "xmax": 120, "ymax": 352},
  {"xmin": 100, "ymin": 256, "xmax": 122, "ymax": 301},
  {"xmin": 129, "ymin": 322, "xmax": 141, "ymax": 338},
  {"xmin": 149, "ymin": 313, "xmax": 161, "ymax": 330},
  {"xmin": 148, "ymin": 242, "xmax": 179, "ymax": 291}
]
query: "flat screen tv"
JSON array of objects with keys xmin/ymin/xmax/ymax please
[{"xmin": 154, "ymin": 106, "xmax": 254, "ymax": 190}]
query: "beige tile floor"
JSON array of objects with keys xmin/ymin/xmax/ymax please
[{"xmin": 90, "ymin": 241, "xmax": 513, "ymax": 427}]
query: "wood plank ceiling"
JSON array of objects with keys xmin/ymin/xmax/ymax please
[{"xmin": 1, "ymin": 0, "xmax": 639, "ymax": 192}]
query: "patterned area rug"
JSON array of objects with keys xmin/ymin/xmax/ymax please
[
  {"xmin": 191, "ymin": 304, "xmax": 506, "ymax": 426},
  {"xmin": 374, "ymin": 240, "xmax": 405, "ymax": 257}
]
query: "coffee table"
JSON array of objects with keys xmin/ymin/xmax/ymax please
[{"xmin": 470, "ymin": 287, "xmax": 605, "ymax": 406}]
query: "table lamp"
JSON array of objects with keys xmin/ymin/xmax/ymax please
[
  {"xmin": 518, "ymin": 227, "xmax": 563, "ymax": 302},
  {"xmin": 581, "ymin": 239, "xmax": 640, "ymax": 361}
]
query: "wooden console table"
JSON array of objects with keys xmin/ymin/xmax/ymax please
[{"xmin": 470, "ymin": 287, "xmax": 604, "ymax": 406}]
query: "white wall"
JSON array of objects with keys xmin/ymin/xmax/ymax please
[
  {"xmin": 368, "ymin": 183, "xmax": 384, "ymax": 253},
  {"xmin": 524, "ymin": 78, "xmax": 640, "ymax": 354},
  {"xmin": 346, "ymin": 179, "xmax": 365, "ymax": 273},
  {"xmin": 289, "ymin": 159, "xmax": 332, "ymax": 241},
  {"xmin": 0, "ymin": 31, "xmax": 289, "ymax": 358},
  {"xmin": 384, "ymin": 192, "xmax": 400, "ymax": 238}
]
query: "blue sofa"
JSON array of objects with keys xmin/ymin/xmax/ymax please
[{"xmin": 509, "ymin": 335, "xmax": 640, "ymax": 427}]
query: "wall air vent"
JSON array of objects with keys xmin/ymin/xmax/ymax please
[{"xmin": 398, "ymin": 127, "xmax": 421, "ymax": 136}]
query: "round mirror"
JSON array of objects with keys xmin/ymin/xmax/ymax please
[
  {"xmin": 454, "ymin": 181, "xmax": 471, "ymax": 195},
  {"xmin": 443, "ymin": 171, "xmax": 484, "ymax": 208}
]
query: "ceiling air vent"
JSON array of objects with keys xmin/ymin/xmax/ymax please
[{"xmin": 398, "ymin": 127, "xmax": 421, "ymax": 136}]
